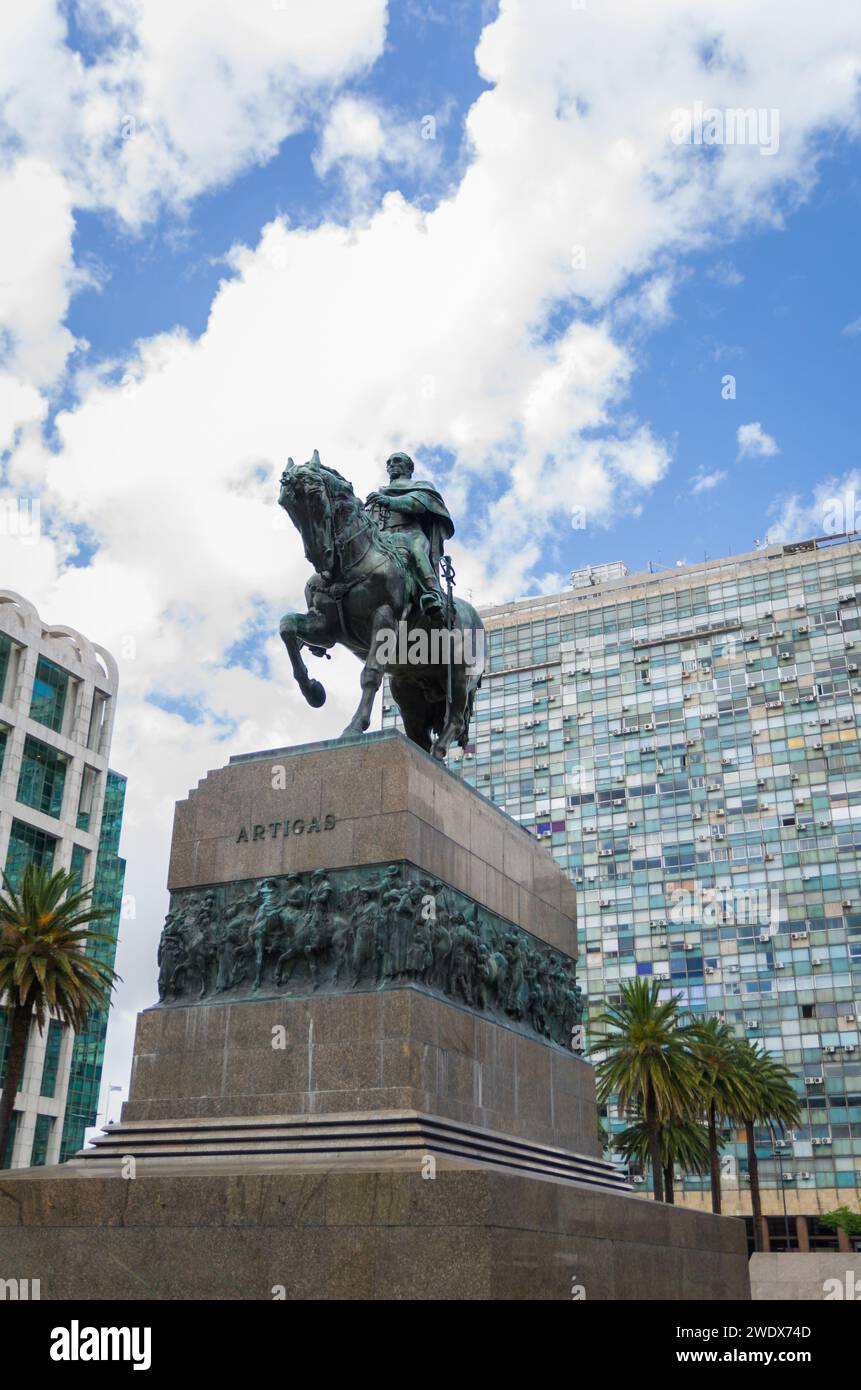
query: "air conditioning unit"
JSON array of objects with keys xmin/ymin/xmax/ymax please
[
  {"xmin": 745, "ymin": 1018, "xmax": 759, "ymax": 1027},
  {"xmin": 705, "ymin": 966, "xmax": 715, "ymax": 975},
  {"xmin": 759, "ymin": 932, "xmax": 771, "ymax": 943},
  {"xmin": 804, "ymin": 1076, "xmax": 823, "ymax": 1085},
  {"xmin": 644, "ymin": 722, "xmax": 654, "ymax": 732},
  {"xmin": 632, "ymin": 1176, "xmax": 645, "ymax": 1185},
  {"xmin": 790, "ymin": 931, "xmax": 809, "ymax": 941},
  {"xmin": 826, "ymin": 1046, "xmax": 837, "ymax": 1054},
  {"xmin": 812, "ymin": 957, "xmax": 823, "ymax": 966}
]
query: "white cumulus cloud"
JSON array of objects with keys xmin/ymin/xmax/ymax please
[{"xmin": 737, "ymin": 421, "xmax": 780, "ymax": 458}]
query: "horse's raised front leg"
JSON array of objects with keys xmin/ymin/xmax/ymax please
[
  {"xmin": 279, "ymin": 608, "xmax": 332, "ymax": 708},
  {"xmin": 342, "ymin": 604, "xmax": 395, "ymax": 736}
]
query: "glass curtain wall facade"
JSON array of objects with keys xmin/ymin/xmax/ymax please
[
  {"xmin": 59, "ymin": 770, "xmax": 126, "ymax": 1159},
  {"xmin": 0, "ymin": 590, "xmax": 123, "ymax": 1168},
  {"xmin": 382, "ymin": 537, "xmax": 861, "ymax": 1227}
]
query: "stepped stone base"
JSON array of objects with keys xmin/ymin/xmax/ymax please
[{"xmin": 121, "ymin": 991, "xmax": 599, "ymax": 1155}]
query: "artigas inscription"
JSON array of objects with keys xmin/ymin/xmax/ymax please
[{"xmin": 236, "ymin": 813, "xmax": 336, "ymax": 843}]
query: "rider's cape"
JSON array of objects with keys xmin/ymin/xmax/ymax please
[{"xmin": 367, "ymin": 478, "xmax": 454, "ymax": 574}]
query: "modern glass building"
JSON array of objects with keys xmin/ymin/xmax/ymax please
[
  {"xmin": 0, "ymin": 590, "xmax": 125, "ymax": 1167},
  {"xmin": 383, "ymin": 534, "xmax": 861, "ymax": 1247}
]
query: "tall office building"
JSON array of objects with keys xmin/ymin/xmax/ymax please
[
  {"xmin": 0, "ymin": 589, "xmax": 126, "ymax": 1168},
  {"xmin": 383, "ymin": 535, "xmax": 861, "ymax": 1247}
]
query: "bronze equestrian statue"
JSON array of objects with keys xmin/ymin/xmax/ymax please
[{"xmin": 277, "ymin": 449, "xmax": 484, "ymax": 760}]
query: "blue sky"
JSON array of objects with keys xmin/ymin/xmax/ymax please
[{"xmin": 53, "ymin": 1, "xmax": 861, "ymax": 588}]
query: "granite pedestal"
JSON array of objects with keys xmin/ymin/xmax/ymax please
[{"xmin": 0, "ymin": 732, "xmax": 750, "ymax": 1300}]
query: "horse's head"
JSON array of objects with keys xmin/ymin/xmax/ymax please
[{"xmin": 278, "ymin": 449, "xmax": 358, "ymax": 575}]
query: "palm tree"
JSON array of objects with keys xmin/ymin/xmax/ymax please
[
  {"xmin": 689, "ymin": 1017, "xmax": 756, "ymax": 1215},
  {"xmin": 613, "ymin": 1113, "xmax": 711, "ymax": 1204},
  {"xmin": 734, "ymin": 1039, "xmax": 802, "ymax": 1250},
  {"xmin": 593, "ymin": 978, "xmax": 698, "ymax": 1203},
  {"xmin": 0, "ymin": 864, "xmax": 119, "ymax": 1168}
]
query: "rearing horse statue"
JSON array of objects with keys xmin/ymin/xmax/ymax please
[{"xmin": 277, "ymin": 450, "xmax": 484, "ymax": 760}]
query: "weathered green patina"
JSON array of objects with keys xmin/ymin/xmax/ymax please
[
  {"xmin": 156, "ymin": 861, "xmax": 583, "ymax": 1050},
  {"xmin": 277, "ymin": 450, "xmax": 484, "ymax": 760}
]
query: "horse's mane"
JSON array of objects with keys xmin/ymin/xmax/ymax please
[{"xmin": 300, "ymin": 459, "xmax": 412, "ymax": 585}]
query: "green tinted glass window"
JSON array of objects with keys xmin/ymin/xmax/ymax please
[
  {"xmin": 40, "ymin": 1020, "xmax": 64, "ymax": 1098},
  {"xmin": 29, "ymin": 1113, "xmax": 54, "ymax": 1167},
  {"xmin": 4, "ymin": 819, "xmax": 57, "ymax": 890},
  {"xmin": 29, "ymin": 657, "xmax": 69, "ymax": 732},
  {"xmin": 16, "ymin": 736, "xmax": 67, "ymax": 818}
]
